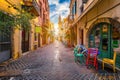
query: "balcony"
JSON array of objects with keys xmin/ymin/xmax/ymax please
[
  {"xmin": 82, "ymin": 0, "xmax": 88, "ymax": 3},
  {"xmin": 23, "ymin": 0, "xmax": 32, "ymax": 6},
  {"xmin": 22, "ymin": 0, "xmax": 40, "ymax": 16},
  {"xmin": 32, "ymin": 0, "xmax": 40, "ymax": 16}
]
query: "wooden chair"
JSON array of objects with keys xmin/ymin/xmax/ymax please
[
  {"xmin": 102, "ymin": 51, "xmax": 117, "ymax": 72},
  {"xmin": 86, "ymin": 48, "xmax": 98, "ymax": 70}
]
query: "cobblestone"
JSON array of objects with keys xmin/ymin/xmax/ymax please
[{"xmin": 0, "ymin": 41, "xmax": 119, "ymax": 80}]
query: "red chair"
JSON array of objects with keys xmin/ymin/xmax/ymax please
[{"xmin": 86, "ymin": 48, "xmax": 98, "ymax": 70}]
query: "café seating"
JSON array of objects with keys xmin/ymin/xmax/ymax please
[
  {"xmin": 102, "ymin": 51, "xmax": 117, "ymax": 72},
  {"xmin": 86, "ymin": 48, "xmax": 98, "ymax": 70},
  {"xmin": 73, "ymin": 48, "xmax": 84, "ymax": 63}
]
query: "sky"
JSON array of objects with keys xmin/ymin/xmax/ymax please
[{"xmin": 48, "ymin": 0, "xmax": 70, "ymax": 35}]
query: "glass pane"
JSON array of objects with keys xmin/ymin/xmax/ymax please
[
  {"xmin": 0, "ymin": 12, "xmax": 11, "ymax": 52},
  {"xmin": 102, "ymin": 25, "xmax": 108, "ymax": 51},
  {"xmin": 95, "ymin": 27, "xmax": 100, "ymax": 48},
  {"xmin": 89, "ymin": 31, "xmax": 94, "ymax": 47}
]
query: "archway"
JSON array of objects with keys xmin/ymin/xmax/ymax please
[{"xmin": 87, "ymin": 17, "xmax": 120, "ymax": 67}]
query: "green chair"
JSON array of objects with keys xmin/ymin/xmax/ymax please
[{"xmin": 73, "ymin": 48, "xmax": 85, "ymax": 63}]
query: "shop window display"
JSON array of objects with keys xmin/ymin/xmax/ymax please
[
  {"xmin": 95, "ymin": 27, "xmax": 100, "ymax": 48},
  {"xmin": 89, "ymin": 26, "xmax": 101, "ymax": 48},
  {"xmin": 102, "ymin": 25, "xmax": 108, "ymax": 51},
  {"xmin": 112, "ymin": 26, "xmax": 120, "ymax": 48},
  {"xmin": 89, "ymin": 32, "xmax": 94, "ymax": 47}
]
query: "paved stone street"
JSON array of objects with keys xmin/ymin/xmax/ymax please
[{"xmin": 0, "ymin": 41, "xmax": 120, "ymax": 80}]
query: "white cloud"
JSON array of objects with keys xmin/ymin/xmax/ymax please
[
  {"xmin": 48, "ymin": 0, "xmax": 59, "ymax": 5},
  {"xmin": 49, "ymin": 0, "xmax": 70, "ymax": 24},
  {"xmin": 54, "ymin": 23, "xmax": 59, "ymax": 35}
]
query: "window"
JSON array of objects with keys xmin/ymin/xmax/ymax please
[
  {"xmin": 34, "ymin": 33, "xmax": 37, "ymax": 41},
  {"xmin": 82, "ymin": 0, "xmax": 88, "ymax": 3},
  {"xmin": 75, "ymin": 1, "xmax": 77, "ymax": 14},
  {"xmin": 72, "ymin": 6, "xmax": 74, "ymax": 15},
  {"xmin": 40, "ymin": 5, "xmax": 42, "ymax": 16},
  {"xmin": 89, "ymin": 26, "xmax": 101, "ymax": 48},
  {"xmin": 80, "ymin": 4, "xmax": 84, "ymax": 13}
]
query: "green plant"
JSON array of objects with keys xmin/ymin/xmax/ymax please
[
  {"xmin": 14, "ymin": 11, "xmax": 33, "ymax": 31},
  {"xmin": 0, "ymin": 10, "xmax": 33, "ymax": 35},
  {"xmin": 0, "ymin": 11, "xmax": 14, "ymax": 36}
]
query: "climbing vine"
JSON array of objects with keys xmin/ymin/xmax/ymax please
[{"xmin": 0, "ymin": 10, "xmax": 33, "ymax": 35}]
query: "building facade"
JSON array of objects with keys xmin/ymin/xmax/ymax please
[
  {"xmin": 61, "ymin": 17, "xmax": 71, "ymax": 47},
  {"xmin": 0, "ymin": 0, "xmax": 49, "ymax": 63},
  {"xmin": 0, "ymin": 0, "xmax": 25, "ymax": 62},
  {"xmin": 48, "ymin": 22, "xmax": 54, "ymax": 43},
  {"xmin": 38, "ymin": 0, "xmax": 50, "ymax": 46},
  {"xmin": 69, "ymin": 0, "xmax": 120, "ymax": 68},
  {"xmin": 69, "ymin": 0, "xmax": 79, "ymax": 46}
]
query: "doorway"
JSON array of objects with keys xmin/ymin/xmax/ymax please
[
  {"xmin": 22, "ymin": 30, "xmax": 29, "ymax": 53},
  {"xmin": 88, "ymin": 23, "xmax": 111, "ymax": 59}
]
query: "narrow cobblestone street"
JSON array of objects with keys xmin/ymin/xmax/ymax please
[
  {"xmin": 1, "ymin": 0, "xmax": 120, "ymax": 80},
  {"xmin": 0, "ymin": 41, "xmax": 120, "ymax": 80},
  {"xmin": 0, "ymin": 41, "xmax": 93, "ymax": 80}
]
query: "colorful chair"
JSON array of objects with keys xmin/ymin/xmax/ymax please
[
  {"xmin": 73, "ymin": 48, "xmax": 84, "ymax": 63},
  {"xmin": 86, "ymin": 48, "xmax": 98, "ymax": 70},
  {"xmin": 102, "ymin": 51, "xmax": 117, "ymax": 72}
]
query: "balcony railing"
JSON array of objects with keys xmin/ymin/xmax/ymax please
[
  {"xmin": 23, "ymin": 0, "xmax": 33, "ymax": 6},
  {"xmin": 22, "ymin": 0, "xmax": 40, "ymax": 16},
  {"xmin": 32, "ymin": 0, "xmax": 40, "ymax": 15}
]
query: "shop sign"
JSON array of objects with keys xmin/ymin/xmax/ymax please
[
  {"xmin": 35, "ymin": 26, "xmax": 42, "ymax": 33},
  {"xmin": 112, "ymin": 40, "xmax": 119, "ymax": 48}
]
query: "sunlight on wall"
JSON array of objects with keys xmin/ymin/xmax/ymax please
[{"xmin": 54, "ymin": 24, "xmax": 59, "ymax": 36}]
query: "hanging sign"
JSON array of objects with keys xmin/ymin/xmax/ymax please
[
  {"xmin": 112, "ymin": 40, "xmax": 119, "ymax": 48},
  {"xmin": 35, "ymin": 26, "xmax": 42, "ymax": 33}
]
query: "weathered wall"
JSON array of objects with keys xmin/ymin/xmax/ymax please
[{"xmin": 77, "ymin": 0, "xmax": 120, "ymax": 47}]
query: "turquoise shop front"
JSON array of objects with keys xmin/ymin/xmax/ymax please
[{"xmin": 88, "ymin": 18, "xmax": 120, "ymax": 68}]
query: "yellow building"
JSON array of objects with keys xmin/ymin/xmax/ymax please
[
  {"xmin": 48, "ymin": 22, "xmax": 55, "ymax": 43},
  {"xmin": 60, "ymin": 17, "xmax": 71, "ymax": 47},
  {"xmin": 70, "ymin": 0, "xmax": 120, "ymax": 69},
  {"xmin": 42, "ymin": 20, "xmax": 54, "ymax": 45},
  {"xmin": 39, "ymin": 0, "xmax": 50, "ymax": 46},
  {"xmin": 0, "ymin": 0, "xmax": 22, "ymax": 62},
  {"xmin": 0, "ymin": 0, "xmax": 40, "ymax": 63}
]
